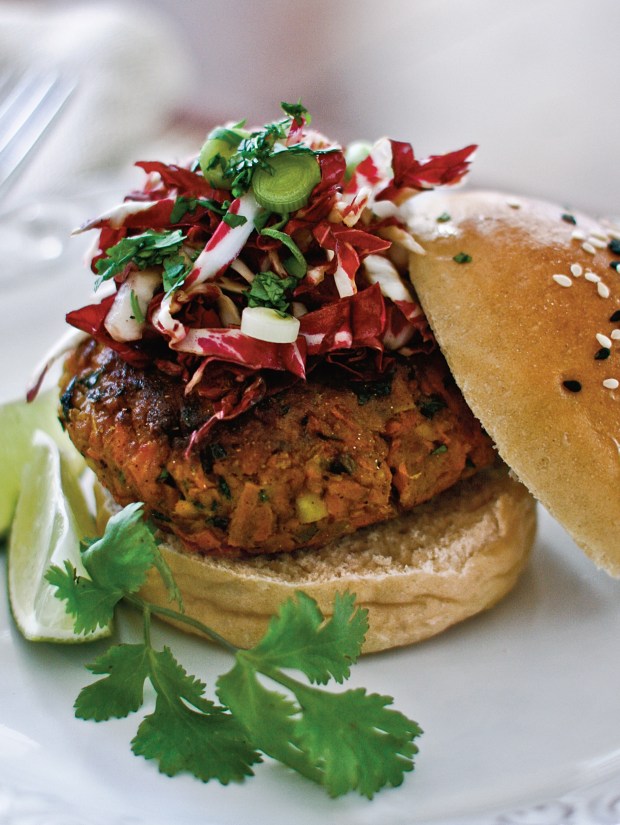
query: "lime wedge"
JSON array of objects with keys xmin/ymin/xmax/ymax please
[
  {"xmin": 8, "ymin": 429, "xmax": 111, "ymax": 643},
  {"xmin": 0, "ymin": 389, "xmax": 84, "ymax": 538}
]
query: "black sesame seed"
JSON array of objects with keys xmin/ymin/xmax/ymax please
[
  {"xmin": 595, "ymin": 347, "xmax": 611, "ymax": 360},
  {"xmin": 562, "ymin": 380, "xmax": 582, "ymax": 393},
  {"xmin": 609, "ymin": 239, "xmax": 620, "ymax": 256},
  {"xmin": 610, "ymin": 310, "xmax": 620, "ymax": 323},
  {"xmin": 561, "ymin": 213, "xmax": 577, "ymax": 225}
]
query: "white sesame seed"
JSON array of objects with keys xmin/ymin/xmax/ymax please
[
  {"xmin": 603, "ymin": 378, "xmax": 619, "ymax": 390},
  {"xmin": 606, "ymin": 228, "xmax": 620, "ymax": 241},
  {"xmin": 588, "ymin": 236, "xmax": 608, "ymax": 249},
  {"xmin": 506, "ymin": 198, "xmax": 521, "ymax": 209},
  {"xmin": 597, "ymin": 333, "xmax": 613, "ymax": 348},
  {"xmin": 552, "ymin": 274, "xmax": 572, "ymax": 287},
  {"xmin": 590, "ymin": 229, "xmax": 609, "ymax": 242},
  {"xmin": 570, "ymin": 263, "xmax": 583, "ymax": 277},
  {"xmin": 572, "ymin": 229, "xmax": 587, "ymax": 241},
  {"xmin": 598, "ymin": 282, "xmax": 610, "ymax": 298},
  {"xmin": 611, "ymin": 329, "xmax": 620, "ymax": 340},
  {"xmin": 582, "ymin": 242, "xmax": 597, "ymax": 255},
  {"xmin": 585, "ymin": 271, "xmax": 601, "ymax": 282}
]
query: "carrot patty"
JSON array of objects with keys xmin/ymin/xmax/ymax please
[{"xmin": 59, "ymin": 338, "xmax": 495, "ymax": 556}]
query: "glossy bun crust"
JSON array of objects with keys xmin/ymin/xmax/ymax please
[
  {"xmin": 96, "ymin": 464, "xmax": 536, "ymax": 652},
  {"xmin": 406, "ymin": 190, "xmax": 620, "ymax": 574}
]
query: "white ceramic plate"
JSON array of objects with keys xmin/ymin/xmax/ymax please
[
  {"xmin": 2, "ymin": 193, "xmax": 620, "ymax": 825},
  {"xmin": 3, "ymin": 510, "xmax": 620, "ymax": 825}
]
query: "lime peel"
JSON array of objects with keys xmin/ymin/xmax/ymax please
[
  {"xmin": 0, "ymin": 389, "xmax": 85, "ymax": 539},
  {"xmin": 8, "ymin": 429, "xmax": 112, "ymax": 644}
]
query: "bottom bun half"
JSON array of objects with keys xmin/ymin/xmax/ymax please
[{"xmin": 95, "ymin": 463, "xmax": 536, "ymax": 653}]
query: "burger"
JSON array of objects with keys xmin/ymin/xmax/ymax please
[{"xmin": 53, "ymin": 104, "xmax": 552, "ymax": 652}]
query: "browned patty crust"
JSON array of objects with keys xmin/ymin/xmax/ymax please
[{"xmin": 59, "ymin": 339, "xmax": 496, "ymax": 556}]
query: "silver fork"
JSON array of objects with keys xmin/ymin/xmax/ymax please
[{"xmin": 0, "ymin": 68, "xmax": 76, "ymax": 199}]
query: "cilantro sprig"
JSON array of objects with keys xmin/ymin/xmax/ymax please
[{"xmin": 45, "ymin": 503, "xmax": 422, "ymax": 797}]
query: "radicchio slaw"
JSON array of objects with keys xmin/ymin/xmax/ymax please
[{"xmin": 59, "ymin": 103, "xmax": 475, "ymax": 447}]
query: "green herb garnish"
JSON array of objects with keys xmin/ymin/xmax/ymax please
[
  {"xmin": 45, "ymin": 503, "xmax": 422, "ymax": 797},
  {"xmin": 351, "ymin": 374, "xmax": 394, "ymax": 406},
  {"xmin": 129, "ymin": 290, "xmax": 145, "ymax": 324},
  {"xmin": 223, "ymin": 211, "xmax": 248, "ymax": 228},
  {"xmin": 418, "ymin": 396, "xmax": 447, "ymax": 419},
  {"xmin": 170, "ymin": 196, "xmax": 227, "ymax": 223},
  {"xmin": 224, "ymin": 102, "xmax": 312, "ymax": 198},
  {"xmin": 246, "ymin": 270, "xmax": 299, "ymax": 315},
  {"xmin": 431, "ymin": 444, "xmax": 448, "ymax": 455},
  {"xmin": 452, "ymin": 252, "xmax": 472, "ymax": 264},
  {"xmin": 95, "ymin": 230, "xmax": 186, "ymax": 290}
]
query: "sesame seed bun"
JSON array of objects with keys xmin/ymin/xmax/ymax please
[
  {"xmin": 95, "ymin": 464, "xmax": 536, "ymax": 652},
  {"xmin": 405, "ymin": 190, "xmax": 620, "ymax": 575}
]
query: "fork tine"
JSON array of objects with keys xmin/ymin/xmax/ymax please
[{"xmin": 0, "ymin": 69, "xmax": 76, "ymax": 198}]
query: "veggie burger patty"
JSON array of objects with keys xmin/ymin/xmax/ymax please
[{"xmin": 60, "ymin": 338, "xmax": 495, "ymax": 557}]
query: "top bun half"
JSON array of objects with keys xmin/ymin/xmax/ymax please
[{"xmin": 405, "ymin": 190, "xmax": 620, "ymax": 574}]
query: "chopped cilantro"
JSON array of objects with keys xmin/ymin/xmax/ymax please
[
  {"xmin": 130, "ymin": 290, "xmax": 145, "ymax": 324},
  {"xmin": 246, "ymin": 270, "xmax": 298, "ymax": 314},
  {"xmin": 418, "ymin": 396, "xmax": 447, "ymax": 419},
  {"xmin": 452, "ymin": 252, "xmax": 472, "ymax": 264},
  {"xmin": 95, "ymin": 230, "xmax": 185, "ymax": 290},
  {"xmin": 162, "ymin": 256, "xmax": 190, "ymax": 295},
  {"xmin": 223, "ymin": 212, "xmax": 248, "ymax": 228},
  {"xmin": 218, "ymin": 476, "xmax": 232, "ymax": 499},
  {"xmin": 351, "ymin": 374, "xmax": 394, "ymax": 406},
  {"xmin": 170, "ymin": 195, "xmax": 227, "ymax": 223},
  {"xmin": 280, "ymin": 100, "xmax": 311, "ymax": 126}
]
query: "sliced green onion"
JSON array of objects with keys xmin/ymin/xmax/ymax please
[
  {"xmin": 260, "ymin": 227, "xmax": 307, "ymax": 276},
  {"xmin": 251, "ymin": 151, "xmax": 321, "ymax": 213},
  {"xmin": 240, "ymin": 306, "xmax": 300, "ymax": 343},
  {"xmin": 199, "ymin": 127, "xmax": 250, "ymax": 189}
]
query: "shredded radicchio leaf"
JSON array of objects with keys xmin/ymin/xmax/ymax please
[{"xmin": 60, "ymin": 104, "xmax": 475, "ymax": 444}]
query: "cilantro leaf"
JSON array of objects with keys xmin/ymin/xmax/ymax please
[
  {"xmin": 250, "ymin": 591, "xmax": 368, "ymax": 684},
  {"xmin": 280, "ymin": 100, "xmax": 311, "ymax": 126},
  {"xmin": 162, "ymin": 256, "xmax": 190, "ymax": 295},
  {"xmin": 95, "ymin": 229, "xmax": 185, "ymax": 289},
  {"xmin": 293, "ymin": 684, "xmax": 422, "ymax": 799},
  {"xmin": 223, "ymin": 212, "xmax": 247, "ymax": 228},
  {"xmin": 45, "ymin": 560, "xmax": 119, "ymax": 634},
  {"xmin": 246, "ymin": 270, "xmax": 298, "ymax": 314},
  {"xmin": 75, "ymin": 643, "xmax": 150, "ymax": 721},
  {"xmin": 81, "ymin": 502, "xmax": 157, "ymax": 594},
  {"xmin": 217, "ymin": 659, "xmax": 322, "ymax": 785},
  {"xmin": 129, "ymin": 289, "xmax": 145, "ymax": 324},
  {"xmin": 132, "ymin": 647, "xmax": 260, "ymax": 783}
]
